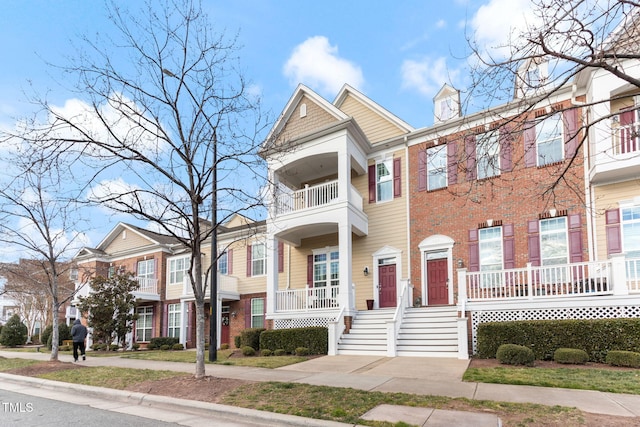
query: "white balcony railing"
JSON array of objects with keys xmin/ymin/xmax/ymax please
[
  {"xmin": 181, "ymin": 274, "xmax": 239, "ymax": 298},
  {"xmin": 275, "ymin": 285, "xmax": 340, "ymax": 312},
  {"xmin": 275, "ymin": 180, "xmax": 339, "ymax": 215},
  {"xmin": 613, "ymin": 119, "xmax": 640, "ymax": 155},
  {"xmin": 463, "ymin": 260, "xmax": 612, "ymax": 301},
  {"xmin": 135, "ymin": 277, "xmax": 158, "ymax": 294}
]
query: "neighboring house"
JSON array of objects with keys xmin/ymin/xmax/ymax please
[{"xmin": 74, "ymin": 223, "xmax": 181, "ymax": 348}]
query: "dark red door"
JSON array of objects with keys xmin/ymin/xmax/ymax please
[
  {"xmin": 221, "ymin": 313, "xmax": 230, "ymax": 345},
  {"xmin": 427, "ymin": 259, "xmax": 448, "ymax": 305},
  {"xmin": 379, "ymin": 264, "xmax": 397, "ymax": 308}
]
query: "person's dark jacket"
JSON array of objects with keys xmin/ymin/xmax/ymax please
[{"xmin": 70, "ymin": 319, "xmax": 88, "ymax": 342}]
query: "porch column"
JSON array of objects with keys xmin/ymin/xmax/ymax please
[
  {"xmin": 266, "ymin": 233, "xmax": 279, "ymax": 316},
  {"xmin": 180, "ymin": 300, "xmax": 189, "ymax": 346},
  {"xmin": 337, "ymin": 149, "xmax": 350, "ymax": 203},
  {"xmin": 338, "ymin": 220, "xmax": 355, "ymax": 314}
]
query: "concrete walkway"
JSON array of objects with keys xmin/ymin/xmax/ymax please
[{"xmin": 2, "ymin": 350, "xmax": 640, "ymax": 425}]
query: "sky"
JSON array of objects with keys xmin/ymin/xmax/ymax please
[{"xmin": 0, "ymin": 0, "xmax": 539, "ymax": 259}]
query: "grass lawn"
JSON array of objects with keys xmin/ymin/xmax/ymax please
[
  {"xmin": 464, "ymin": 366, "xmax": 640, "ymax": 395},
  {"xmin": 120, "ymin": 348, "xmax": 310, "ymax": 368}
]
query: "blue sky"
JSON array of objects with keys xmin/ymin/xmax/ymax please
[{"xmin": 0, "ymin": 0, "xmax": 535, "ymax": 256}]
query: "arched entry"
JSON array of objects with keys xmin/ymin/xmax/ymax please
[{"xmin": 419, "ymin": 235, "xmax": 455, "ymax": 306}]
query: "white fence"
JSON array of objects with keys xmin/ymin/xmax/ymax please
[
  {"xmin": 275, "ymin": 180, "xmax": 339, "ymax": 215},
  {"xmin": 135, "ymin": 277, "xmax": 158, "ymax": 294}
]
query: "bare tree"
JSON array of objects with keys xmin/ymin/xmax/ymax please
[
  {"xmin": 15, "ymin": 0, "xmax": 270, "ymax": 378},
  {"xmin": 0, "ymin": 153, "xmax": 85, "ymax": 360},
  {"xmin": 451, "ymin": 0, "xmax": 640, "ymax": 201}
]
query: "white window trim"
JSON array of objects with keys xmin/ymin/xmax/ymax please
[
  {"xmin": 375, "ymin": 159, "xmax": 393, "ymax": 203},
  {"xmin": 539, "ymin": 217, "xmax": 569, "ymax": 266},
  {"xmin": 620, "ymin": 203, "xmax": 640, "ymax": 255},
  {"xmin": 168, "ymin": 255, "xmax": 190, "ymax": 286},
  {"xmin": 476, "ymin": 131, "xmax": 501, "ymax": 179},
  {"xmin": 167, "ymin": 303, "xmax": 181, "ymax": 338},
  {"xmin": 251, "ymin": 242, "xmax": 267, "ymax": 277},
  {"xmin": 312, "ymin": 246, "xmax": 339, "ymax": 288},
  {"xmin": 250, "ymin": 298, "xmax": 264, "ymax": 328},
  {"xmin": 536, "ymin": 113, "xmax": 564, "ymax": 166},
  {"xmin": 135, "ymin": 306, "xmax": 153, "ymax": 342},
  {"xmin": 427, "ymin": 144, "xmax": 447, "ymax": 191}
]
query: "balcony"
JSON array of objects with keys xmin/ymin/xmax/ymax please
[
  {"xmin": 275, "ymin": 180, "xmax": 339, "ymax": 215},
  {"xmin": 133, "ymin": 277, "xmax": 160, "ymax": 301},
  {"xmin": 590, "ymin": 113, "xmax": 640, "ymax": 183},
  {"xmin": 182, "ymin": 274, "xmax": 239, "ymax": 300}
]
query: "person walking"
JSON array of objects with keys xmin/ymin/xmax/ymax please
[{"xmin": 70, "ymin": 319, "xmax": 88, "ymax": 362}]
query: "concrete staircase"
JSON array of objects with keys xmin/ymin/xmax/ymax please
[
  {"xmin": 336, "ymin": 309, "xmax": 394, "ymax": 356},
  {"xmin": 396, "ymin": 306, "xmax": 459, "ymax": 357},
  {"xmin": 336, "ymin": 306, "xmax": 459, "ymax": 357}
]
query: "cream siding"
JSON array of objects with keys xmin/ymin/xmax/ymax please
[
  {"xmin": 593, "ymin": 181, "xmax": 640, "ymax": 260},
  {"xmin": 103, "ymin": 230, "xmax": 153, "ymax": 254},
  {"xmin": 339, "ymin": 95, "xmax": 407, "ymax": 143},
  {"xmin": 276, "ymin": 95, "xmax": 339, "ymax": 145}
]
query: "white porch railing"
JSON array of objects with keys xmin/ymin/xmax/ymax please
[
  {"xmin": 275, "ymin": 180, "xmax": 339, "ymax": 215},
  {"xmin": 613, "ymin": 119, "xmax": 640, "ymax": 155},
  {"xmin": 460, "ymin": 257, "xmax": 640, "ymax": 303},
  {"xmin": 386, "ymin": 279, "xmax": 411, "ymax": 357},
  {"xmin": 275, "ymin": 285, "xmax": 340, "ymax": 312},
  {"xmin": 463, "ymin": 260, "xmax": 612, "ymax": 301},
  {"xmin": 135, "ymin": 277, "xmax": 158, "ymax": 294}
]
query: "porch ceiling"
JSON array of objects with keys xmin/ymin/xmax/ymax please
[
  {"xmin": 277, "ymin": 153, "xmax": 338, "ymax": 189},
  {"xmin": 276, "ymin": 223, "xmax": 338, "ymax": 247}
]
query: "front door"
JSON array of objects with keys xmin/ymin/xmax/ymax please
[
  {"xmin": 221, "ymin": 313, "xmax": 230, "ymax": 345},
  {"xmin": 427, "ymin": 258, "xmax": 448, "ymax": 305},
  {"xmin": 379, "ymin": 264, "xmax": 397, "ymax": 308}
]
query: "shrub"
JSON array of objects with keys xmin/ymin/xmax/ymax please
[
  {"xmin": 91, "ymin": 343, "xmax": 107, "ymax": 351},
  {"xmin": 259, "ymin": 327, "xmax": 328, "ymax": 355},
  {"xmin": 234, "ymin": 335, "xmax": 241, "ymax": 349},
  {"xmin": 261, "ymin": 349, "xmax": 272, "ymax": 357},
  {"xmin": 131, "ymin": 343, "xmax": 140, "ymax": 351},
  {"xmin": 45, "ymin": 322, "xmax": 72, "ymax": 350},
  {"xmin": 606, "ymin": 350, "xmax": 640, "ymax": 368},
  {"xmin": 554, "ymin": 348, "xmax": 588, "ymax": 365},
  {"xmin": 172, "ymin": 343, "xmax": 184, "ymax": 350},
  {"xmin": 240, "ymin": 328, "xmax": 265, "ymax": 351},
  {"xmin": 220, "ymin": 343, "xmax": 230, "ymax": 350},
  {"xmin": 241, "ymin": 346, "xmax": 256, "ymax": 356},
  {"xmin": 496, "ymin": 344, "xmax": 535, "ymax": 366},
  {"xmin": 160, "ymin": 344, "xmax": 171, "ymax": 351},
  {"xmin": 295, "ymin": 347, "xmax": 309, "ymax": 356},
  {"xmin": 41, "ymin": 325, "xmax": 53, "ymax": 348},
  {"xmin": 274, "ymin": 349, "xmax": 286, "ymax": 356},
  {"xmin": 149, "ymin": 337, "xmax": 179, "ymax": 350},
  {"xmin": 109, "ymin": 344, "xmax": 119, "ymax": 351},
  {"xmin": 0, "ymin": 314, "xmax": 28, "ymax": 347}
]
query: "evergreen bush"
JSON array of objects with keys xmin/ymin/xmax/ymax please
[
  {"xmin": 241, "ymin": 345, "xmax": 256, "ymax": 356},
  {"xmin": 259, "ymin": 327, "xmax": 328, "ymax": 354},
  {"xmin": 0, "ymin": 314, "xmax": 28, "ymax": 347},
  {"xmin": 606, "ymin": 350, "xmax": 640, "ymax": 368},
  {"xmin": 554, "ymin": 348, "xmax": 588, "ymax": 364},
  {"xmin": 496, "ymin": 344, "xmax": 534, "ymax": 366}
]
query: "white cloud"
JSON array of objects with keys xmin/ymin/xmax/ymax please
[
  {"xmin": 283, "ymin": 36, "xmax": 364, "ymax": 96},
  {"xmin": 401, "ymin": 56, "xmax": 460, "ymax": 98},
  {"xmin": 471, "ymin": 0, "xmax": 538, "ymax": 58},
  {"xmin": 435, "ymin": 19, "xmax": 447, "ymax": 29}
]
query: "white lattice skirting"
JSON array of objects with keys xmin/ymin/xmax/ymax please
[
  {"xmin": 470, "ymin": 302, "xmax": 640, "ymax": 354},
  {"xmin": 273, "ymin": 316, "xmax": 336, "ymax": 329}
]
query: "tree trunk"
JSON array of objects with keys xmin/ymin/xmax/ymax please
[
  {"xmin": 50, "ymin": 305, "xmax": 59, "ymax": 361},
  {"xmin": 194, "ymin": 298, "xmax": 206, "ymax": 379}
]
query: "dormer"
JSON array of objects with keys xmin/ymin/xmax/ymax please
[
  {"xmin": 433, "ymin": 84, "xmax": 460, "ymax": 123},
  {"xmin": 514, "ymin": 58, "xmax": 548, "ymax": 99}
]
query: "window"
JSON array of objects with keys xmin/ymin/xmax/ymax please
[
  {"xmin": 479, "ymin": 227, "xmax": 503, "ymax": 287},
  {"xmin": 622, "ymin": 205, "xmax": 640, "ymax": 278},
  {"xmin": 313, "ymin": 249, "xmax": 339, "ymax": 288},
  {"xmin": 427, "ymin": 145, "xmax": 447, "ymax": 190},
  {"xmin": 167, "ymin": 303, "xmax": 180, "ymax": 338},
  {"xmin": 137, "ymin": 259, "xmax": 154, "ymax": 280},
  {"xmin": 438, "ymin": 97, "xmax": 455, "ymax": 121},
  {"xmin": 108, "ymin": 265, "xmax": 115, "ymax": 278},
  {"xmin": 251, "ymin": 243, "xmax": 266, "ymax": 276},
  {"xmin": 219, "ymin": 251, "xmax": 228, "ymax": 275},
  {"xmin": 136, "ymin": 306, "xmax": 153, "ymax": 342},
  {"xmin": 476, "ymin": 132, "xmax": 500, "ymax": 179},
  {"xmin": 536, "ymin": 114, "xmax": 563, "ymax": 166},
  {"xmin": 376, "ymin": 160, "xmax": 393, "ymax": 202},
  {"xmin": 540, "ymin": 217, "xmax": 568, "ymax": 266},
  {"xmin": 250, "ymin": 298, "xmax": 264, "ymax": 328},
  {"xmin": 169, "ymin": 256, "xmax": 190, "ymax": 285}
]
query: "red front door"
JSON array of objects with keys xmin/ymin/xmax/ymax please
[
  {"xmin": 379, "ymin": 264, "xmax": 397, "ymax": 308},
  {"xmin": 221, "ymin": 313, "xmax": 230, "ymax": 345},
  {"xmin": 427, "ymin": 259, "xmax": 448, "ymax": 305}
]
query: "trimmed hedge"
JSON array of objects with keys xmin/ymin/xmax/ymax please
[
  {"xmin": 477, "ymin": 318, "xmax": 640, "ymax": 362},
  {"xmin": 496, "ymin": 344, "xmax": 534, "ymax": 366},
  {"xmin": 240, "ymin": 328, "xmax": 265, "ymax": 351},
  {"xmin": 147, "ymin": 337, "xmax": 179, "ymax": 350},
  {"xmin": 554, "ymin": 348, "xmax": 588, "ymax": 365},
  {"xmin": 606, "ymin": 350, "xmax": 640, "ymax": 368},
  {"xmin": 260, "ymin": 327, "xmax": 328, "ymax": 355}
]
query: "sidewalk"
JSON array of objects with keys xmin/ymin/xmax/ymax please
[{"xmin": 2, "ymin": 350, "xmax": 640, "ymax": 425}]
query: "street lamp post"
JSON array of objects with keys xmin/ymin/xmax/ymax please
[{"xmin": 209, "ymin": 132, "xmax": 218, "ymax": 362}]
